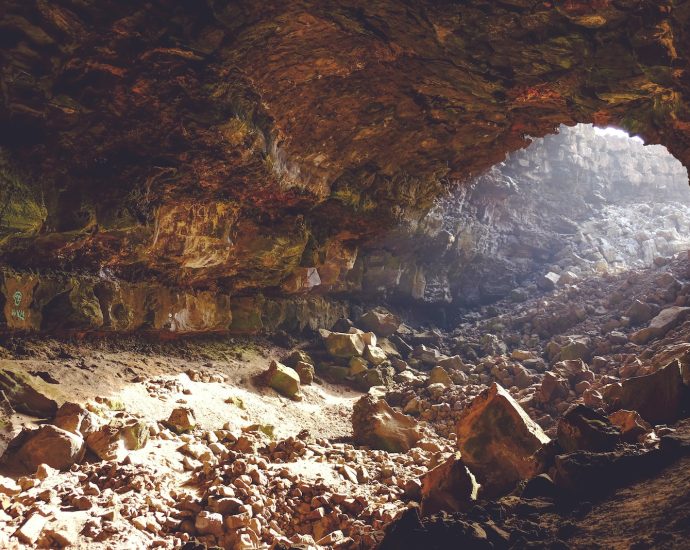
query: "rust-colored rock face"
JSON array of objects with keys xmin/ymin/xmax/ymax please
[{"xmin": 1, "ymin": 1, "xmax": 689, "ymax": 329}]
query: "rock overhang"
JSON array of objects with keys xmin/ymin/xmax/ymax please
[{"xmin": 0, "ymin": 0, "xmax": 689, "ymax": 329}]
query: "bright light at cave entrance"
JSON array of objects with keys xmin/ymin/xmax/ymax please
[{"xmin": 594, "ymin": 126, "xmax": 644, "ymax": 144}]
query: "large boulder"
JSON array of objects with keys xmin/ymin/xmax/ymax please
[
  {"xmin": 456, "ymin": 383, "xmax": 550, "ymax": 497},
  {"xmin": 323, "ymin": 332, "xmax": 365, "ymax": 358},
  {"xmin": 358, "ymin": 308, "xmax": 401, "ymax": 337},
  {"xmin": 0, "ymin": 367, "xmax": 58, "ymax": 417},
  {"xmin": 630, "ymin": 307, "xmax": 690, "ymax": 345},
  {"xmin": 617, "ymin": 360, "xmax": 689, "ymax": 425},
  {"xmin": 262, "ymin": 360, "xmax": 302, "ymax": 401},
  {"xmin": 557, "ymin": 405, "xmax": 621, "ymax": 452},
  {"xmin": 352, "ymin": 395, "xmax": 422, "ymax": 452},
  {"xmin": 420, "ymin": 453, "xmax": 478, "ymax": 516},
  {"xmin": 11, "ymin": 425, "xmax": 85, "ymax": 471}
]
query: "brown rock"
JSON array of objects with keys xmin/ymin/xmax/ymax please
[
  {"xmin": 13, "ymin": 425, "xmax": 85, "ymax": 472},
  {"xmin": 53, "ymin": 402, "xmax": 99, "ymax": 438},
  {"xmin": 358, "ymin": 308, "xmax": 401, "ymax": 337},
  {"xmin": 15, "ymin": 513, "xmax": 48, "ymax": 544},
  {"xmin": 538, "ymin": 371, "xmax": 569, "ymax": 403},
  {"xmin": 166, "ymin": 407, "xmax": 196, "ymax": 433},
  {"xmin": 608, "ymin": 410, "xmax": 652, "ymax": 443},
  {"xmin": 557, "ymin": 405, "xmax": 621, "ymax": 452},
  {"xmin": 294, "ymin": 361, "xmax": 314, "ymax": 385},
  {"xmin": 352, "ymin": 395, "xmax": 422, "ymax": 452},
  {"xmin": 420, "ymin": 453, "xmax": 478, "ymax": 515},
  {"xmin": 0, "ymin": 368, "xmax": 57, "ymax": 418},
  {"xmin": 456, "ymin": 383, "xmax": 550, "ymax": 497},
  {"xmin": 324, "ymin": 332, "xmax": 365, "ymax": 358},
  {"xmin": 617, "ymin": 360, "xmax": 689, "ymax": 425}
]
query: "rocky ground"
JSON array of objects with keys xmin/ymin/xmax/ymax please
[{"xmin": 2, "ymin": 251, "xmax": 690, "ymax": 548}]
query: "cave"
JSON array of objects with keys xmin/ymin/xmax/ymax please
[{"xmin": 2, "ymin": 2, "xmax": 690, "ymax": 549}]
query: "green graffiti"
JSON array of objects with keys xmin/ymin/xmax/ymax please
[
  {"xmin": 12, "ymin": 291, "xmax": 22, "ymax": 306},
  {"xmin": 11, "ymin": 309, "xmax": 25, "ymax": 321}
]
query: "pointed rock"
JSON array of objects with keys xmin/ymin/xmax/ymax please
[{"xmin": 456, "ymin": 382, "xmax": 550, "ymax": 497}]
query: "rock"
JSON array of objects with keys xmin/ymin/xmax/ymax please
[
  {"xmin": 553, "ymin": 448, "xmax": 662, "ymax": 499},
  {"xmin": 356, "ymin": 366, "xmax": 394, "ymax": 390},
  {"xmin": 420, "ymin": 453, "xmax": 478, "ymax": 515},
  {"xmin": 626, "ymin": 300, "xmax": 657, "ymax": 325},
  {"xmin": 348, "ymin": 357, "xmax": 369, "ymax": 375},
  {"xmin": 166, "ymin": 407, "xmax": 196, "ymax": 434},
  {"xmin": 15, "ymin": 513, "xmax": 48, "ymax": 544},
  {"xmin": 282, "ymin": 350, "xmax": 314, "ymax": 369},
  {"xmin": 294, "ymin": 361, "xmax": 314, "ymax": 385},
  {"xmin": 86, "ymin": 416, "xmax": 149, "ymax": 461},
  {"xmin": 428, "ymin": 366, "xmax": 452, "ymax": 387},
  {"xmin": 557, "ymin": 405, "xmax": 621, "ymax": 452},
  {"xmin": 358, "ymin": 308, "xmax": 401, "ymax": 337},
  {"xmin": 352, "ymin": 395, "xmax": 422, "ymax": 452},
  {"xmin": 537, "ymin": 272, "xmax": 560, "ymax": 291},
  {"xmin": 608, "ymin": 410, "xmax": 652, "ymax": 443},
  {"xmin": 538, "ymin": 371, "xmax": 570, "ymax": 403},
  {"xmin": 456, "ymin": 383, "xmax": 550, "ymax": 497},
  {"xmin": 324, "ymin": 332, "xmax": 365, "ymax": 358},
  {"xmin": 364, "ymin": 345, "xmax": 387, "ymax": 366},
  {"xmin": 438, "ymin": 355, "xmax": 467, "ymax": 371},
  {"xmin": 0, "ymin": 476, "xmax": 20, "ymax": 496},
  {"xmin": 521, "ymin": 473, "xmax": 557, "ymax": 499},
  {"xmin": 511, "ymin": 350, "xmax": 534, "ymax": 361},
  {"xmin": 559, "ymin": 271, "xmax": 579, "ymax": 285},
  {"xmin": 558, "ymin": 338, "xmax": 592, "ymax": 362},
  {"xmin": 53, "ymin": 402, "xmax": 99, "ymax": 438},
  {"xmin": 263, "ymin": 360, "xmax": 302, "ymax": 401},
  {"xmin": 412, "ymin": 345, "xmax": 443, "ymax": 367},
  {"xmin": 0, "ymin": 368, "xmax": 58, "ymax": 418},
  {"xmin": 630, "ymin": 306, "xmax": 690, "ymax": 344},
  {"xmin": 617, "ymin": 360, "xmax": 689, "ymax": 425},
  {"xmin": 195, "ymin": 511, "xmax": 224, "ymax": 537},
  {"xmin": 12, "ymin": 425, "xmax": 85, "ymax": 472}
]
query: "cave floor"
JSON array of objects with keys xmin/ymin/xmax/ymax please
[{"xmin": 3, "ymin": 254, "xmax": 690, "ymax": 548}]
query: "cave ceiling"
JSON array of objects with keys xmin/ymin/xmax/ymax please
[{"xmin": 0, "ymin": 0, "xmax": 689, "ymax": 291}]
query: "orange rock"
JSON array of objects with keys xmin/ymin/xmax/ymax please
[{"xmin": 456, "ymin": 383, "xmax": 550, "ymax": 497}]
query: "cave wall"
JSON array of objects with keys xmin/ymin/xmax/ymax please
[{"xmin": 1, "ymin": 1, "xmax": 690, "ymax": 332}]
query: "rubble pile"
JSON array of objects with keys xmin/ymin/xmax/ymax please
[{"xmin": 3, "ymin": 253, "xmax": 690, "ymax": 548}]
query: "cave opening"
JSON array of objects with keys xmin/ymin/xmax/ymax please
[{"xmin": 383, "ymin": 123, "xmax": 690, "ymax": 329}]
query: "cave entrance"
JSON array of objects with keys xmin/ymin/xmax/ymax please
[{"xmin": 386, "ymin": 123, "xmax": 690, "ymax": 326}]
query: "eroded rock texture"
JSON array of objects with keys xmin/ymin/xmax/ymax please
[{"xmin": 1, "ymin": 1, "xmax": 690, "ymax": 331}]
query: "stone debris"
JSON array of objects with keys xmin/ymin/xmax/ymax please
[{"xmin": 12, "ymin": 425, "xmax": 85, "ymax": 472}]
